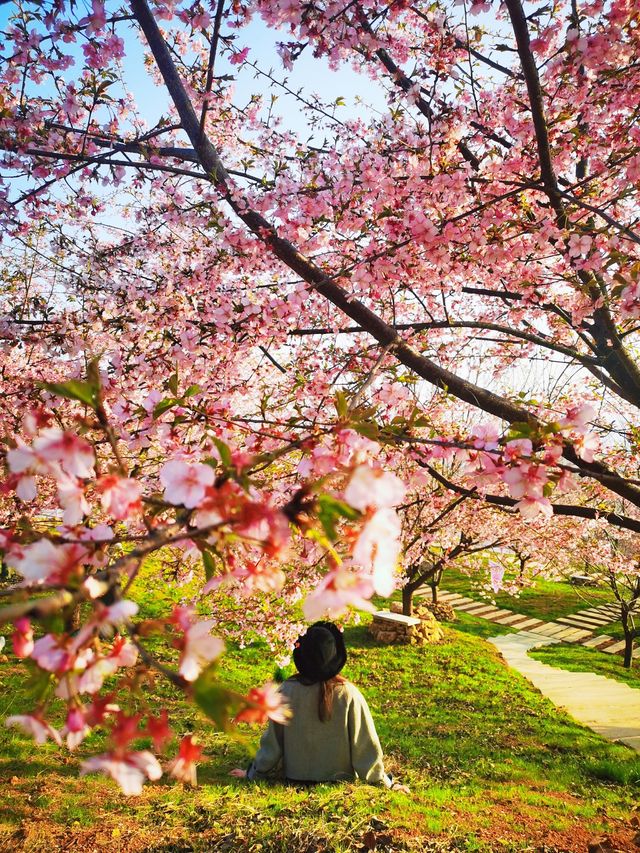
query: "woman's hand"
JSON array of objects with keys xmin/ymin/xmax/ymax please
[
  {"xmin": 384, "ymin": 774, "xmax": 409, "ymax": 793},
  {"xmin": 229, "ymin": 768, "xmax": 247, "ymax": 778}
]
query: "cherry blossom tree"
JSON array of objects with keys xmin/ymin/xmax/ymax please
[{"xmin": 1, "ymin": 0, "xmax": 640, "ymax": 789}]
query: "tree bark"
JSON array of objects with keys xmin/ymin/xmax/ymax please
[
  {"xmin": 623, "ymin": 632, "xmax": 633, "ymax": 669},
  {"xmin": 401, "ymin": 586, "xmax": 414, "ymax": 617}
]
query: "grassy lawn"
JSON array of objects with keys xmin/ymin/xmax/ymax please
[
  {"xmin": 529, "ymin": 642, "xmax": 640, "ymax": 690},
  {"xmin": 593, "ymin": 621, "xmax": 627, "ymax": 640},
  {"xmin": 441, "ymin": 610, "xmax": 517, "ymax": 640},
  {"xmin": 2, "ymin": 619, "xmax": 640, "ymax": 852},
  {"xmin": 438, "ymin": 567, "xmax": 615, "ymax": 622}
]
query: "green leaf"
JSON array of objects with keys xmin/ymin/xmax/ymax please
[
  {"xmin": 317, "ymin": 494, "xmax": 360, "ymax": 542},
  {"xmin": 202, "ymin": 549, "xmax": 218, "ymax": 582},
  {"xmin": 506, "ymin": 421, "xmax": 534, "ymax": 439},
  {"xmin": 153, "ymin": 397, "xmax": 180, "ymax": 419},
  {"xmin": 183, "ymin": 384, "xmax": 201, "ymax": 398},
  {"xmin": 39, "ymin": 378, "xmax": 99, "ymax": 410},
  {"xmin": 193, "ymin": 665, "xmax": 237, "ymax": 731},
  {"xmin": 168, "ymin": 371, "xmax": 179, "ymax": 395},
  {"xmin": 354, "ymin": 420, "xmax": 380, "ymax": 440},
  {"xmin": 23, "ymin": 664, "xmax": 54, "ymax": 703},
  {"xmin": 39, "ymin": 359, "xmax": 102, "ymax": 410},
  {"xmin": 213, "ymin": 438, "xmax": 233, "ymax": 469},
  {"xmin": 305, "ymin": 527, "xmax": 339, "ymax": 561},
  {"xmin": 334, "ymin": 391, "xmax": 349, "ymax": 420}
]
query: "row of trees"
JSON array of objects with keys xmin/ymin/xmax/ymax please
[{"xmin": 1, "ymin": 0, "xmax": 639, "ymax": 789}]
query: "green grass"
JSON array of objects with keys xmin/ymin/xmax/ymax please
[
  {"xmin": 442, "ymin": 610, "xmax": 517, "ymax": 640},
  {"xmin": 440, "ymin": 567, "xmax": 615, "ymax": 622},
  {"xmin": 593, "ymin": 620, "xmax": 626, "ymax": 640},
  {"xmin": 2, "ymin": 618, "xmax": 640, "ymax": 852},
  {"xmin": 529, "ymin": 642, "xmax": 640, "ymax": 690}
]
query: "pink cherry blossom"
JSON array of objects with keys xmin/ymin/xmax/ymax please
[
  {"xmin": 6, "ymin": 441, "xmax": 38, "ymax": 474},
  {"xmin": 471, "ymin": 423, "xmax": 501, "ymax": 451},
  {"xmin": 32, "ymin": 634, "xmax": 75, "ymax": 673},
  {"xmin": 97, "ymin": 475, "xmax": 143, "ymax": 519},
  {"xmin": 489, "ymin": 562, "xmax": 505, "ymax": 594},
  {"xmin": 32, "ymin": 428, "xmax": 95, "ymax": 478},
  {"xmin": 100, "ymin": 600, "xmax": 139, "ymax": 627},
  {"xmin": 175, "ymin": 613, "xmax": 225, "ymax": 682},
  {"xmin": 303, "ymin": 565, "xmax": 376, "ymax": 621},
  {"xmin": 502, "ymin": 464, "xmax": 548, "ymax": 500},
  {"xmin": 87, "ymin": 0, "xmax": 107, "ymax": 33},
  {"xmin": 160, "ymin": 460, "xmax": 215, "ymax": 508},
  {"xmin": 503, "ymin": 439, "xmax": 533, "ymax": 462},
  {"xmin": 230, "ymin": 47, "xmax": 250, "ymax": 65},
  {"xmin": 573, "ymin": 431, "xmax": 599, "ymax": 462},
  {"xmin": 344, "ymin": 465, "xmax": 406, "ymax": 512},
  {"xmin": 203, "ymin": 558, "xmax": 286, "ymax": 596},
  {"xmin": 567, "ymin": 233, "xmax": 592, "ymax": 258},
  {"xmin": 166, "ymin": 735, "xmax": 203, "ymax": 785},
  {"xmin": 235, "ymin": 682, "xmax": 291, "ymax": 725},
  {"xmin": 61, "ymin": 706, "xmax": 91, "ymax": 750},
  {"xmin": 620, "ymin": 281, "xmax": 640, "ymax": 319},
  {"xmin": 516, "ymin": 495, "xmax": 554, "ymax": 520},
  {"xmin": 80, "ymin": 750, "xmax": 162, "ymax": 795},
  {"xmin": 57, "ymin": 474, "xmax": 90, "ymax": 525},
  {"xmin": 15, "ymin": 475, "xmax": 37, "ymax": 501},
  {"xmin": 5, "ymin": 713, "xmax": 62, "ymax": 746},
  {"xmin": 75, "ymin": 637, "xmax": 138, "ymax": 695},
  {"xmin": 352, "ymin": 508, "xmax": 402, "ymax": 597},
  {"xmin": 559, "ymin": 403, "xmax": 597, "ymax": 431},
  {"xmin": 12, "ymin": 617, "xmax": 34, "ymax": 658},
  {"xmin": 9, "ymin": 539, "xmax": 87, "ymax": 585}
]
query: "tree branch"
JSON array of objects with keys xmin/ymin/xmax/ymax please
[
  {"xmin": 129, "ymin": 0, "xmax": 640, "ymax": 512},
  {"xmin": 422, "ymin": 462, "xmax": 640, "ymax": 534}
]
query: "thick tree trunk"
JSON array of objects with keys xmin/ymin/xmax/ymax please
[
  {"xmin": 430, "ymin": 581, "xmax": 438, "ymax": 604},
  {"xmin": 402, "ymin": 587, "xmax": 414, "ymax": 617},
  {"xmin": 623, "ymin": 633, "xmax": 633, "ymax": 669}
]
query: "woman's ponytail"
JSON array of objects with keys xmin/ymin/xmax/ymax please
[{"xmin": 318, "ymin": 674, "xmax": 346, "ymax": 722}]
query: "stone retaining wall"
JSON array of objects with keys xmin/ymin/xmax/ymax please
[{"xmin": 369, "ymin": 610, "xmax": 444, "ymax": 646}]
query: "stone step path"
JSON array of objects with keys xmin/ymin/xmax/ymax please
[
  {"xmin": 418, "ymin": 588, "xmax": 628, "ymax": 656},
  {"xmin": 556, "ymin": 602, "xmax": 620, "ymax": 631},
  {"xmin": 489, "ymin": 632, "xmax": 640, "ymax": 753}
]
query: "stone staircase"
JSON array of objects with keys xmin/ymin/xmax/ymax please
[{"xmin": 415, "ymin": 588, "xmax": 634, "ymax": 658}]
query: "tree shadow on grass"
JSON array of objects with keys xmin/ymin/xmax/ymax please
[
  {"xmin": 342, "ymin": 623, "xmax": 376, "ymax": 649},
  {"xmin": 0, "ymin": 756, "xmax": 79, "ymax": 779}
]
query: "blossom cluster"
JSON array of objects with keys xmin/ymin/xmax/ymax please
[
  {"xmin": 426, "ymin": 403, "xmax": 599, "ymax": 520},
  {"xmin": 1, "ymin": 400, "xmax": 407, "ymax": 794}
]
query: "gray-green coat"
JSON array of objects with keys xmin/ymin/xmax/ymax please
[{"xmin": 246, "ymin": 679, "xmax": 388, "ymax": 784}]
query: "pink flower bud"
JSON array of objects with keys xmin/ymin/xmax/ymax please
[
  {"xmin": 12, "ymin": 617, "xmax": 34, "ymax": 658},
  {"xmin": 66, "ymin": 707, "xmax": 85, "ymax": 733}
]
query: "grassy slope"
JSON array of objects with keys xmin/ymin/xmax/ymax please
[
  {"xmin": 2, "ymin": 621, "xmax": 640, "ymax": 853},
  {"xmin": 439, "ymin": 567, "xmax": 615, "ymax": 622},
  {"xmin": 593, "ymin": 621, "xmax": 626, "ymax": 641}
]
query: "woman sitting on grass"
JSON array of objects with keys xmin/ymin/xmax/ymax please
[{"xmin": 231, "ymin": 621, "xmax": 408, "ymax": 791}]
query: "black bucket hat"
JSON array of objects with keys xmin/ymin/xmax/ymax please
[{"xmin": 293, "ymin": 622, "xmax": 347, "ymax": 683}]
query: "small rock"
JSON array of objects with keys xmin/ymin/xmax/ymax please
[{"xmin": 588, "ymin": 836, "xmax": 618, "ymax": 852}]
